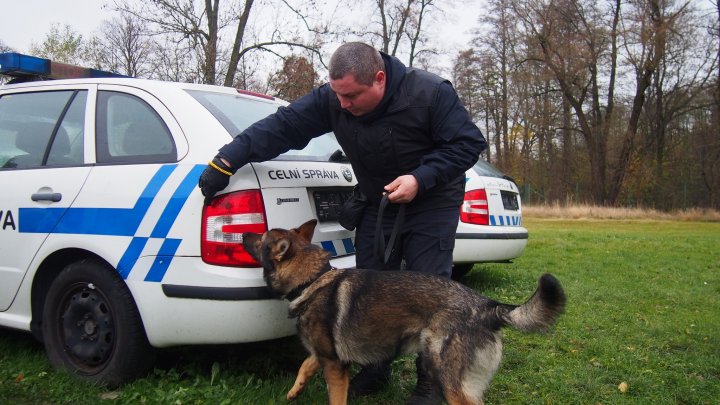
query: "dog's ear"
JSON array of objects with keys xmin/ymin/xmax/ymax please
[
  {"xmin": 294, "ymin": 219, "xmax": 318, "ymax": 243},
  {"xmin": 272, "ymin": 238, "xmax": 291, "ymax": 262}
]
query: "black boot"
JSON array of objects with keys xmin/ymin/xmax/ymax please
[
  {"xmin": 348, "ymin": 362, "xmax": 391, "ymax": 397},
  {"xmin": 405, "ymin": 357, "xmax": 443, "ymax": 405}
]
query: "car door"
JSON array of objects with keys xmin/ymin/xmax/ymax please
[
  {"xmin": 0, "ymin": 87, "xmax": 93, "ymax": 311},
  {"xmin": 62, "ymin": 84, "xmax": 191, "ymax": 282}
]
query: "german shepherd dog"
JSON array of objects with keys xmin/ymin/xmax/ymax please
[{"xmin": 242, "ymin": 220, "xmax": 566, "ymax": 405}]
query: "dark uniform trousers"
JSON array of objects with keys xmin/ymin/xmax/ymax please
[{"xmin": 354, "ymin": 204, "xmax": 460, "ymax": 278}]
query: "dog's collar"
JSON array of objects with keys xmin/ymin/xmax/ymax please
[{"xmin": 285, "ymin": 263, "xmax": 334, "ymax": 301}]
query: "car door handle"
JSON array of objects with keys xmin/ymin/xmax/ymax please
[{"xmin": 31, "ymin": 192, "xmax": 62, "ymax": 202}]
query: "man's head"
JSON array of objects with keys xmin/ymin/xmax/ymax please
[{"xmin": 328, "ymin": 42, "xmax": 386, "ymax": 116}]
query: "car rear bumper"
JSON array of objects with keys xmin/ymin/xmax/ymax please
[
  {"xmin": 453, "ymin": 229, "xmax": 528, "ymax": 263},
  {"xmin": 126, "ymin": 254, "xmax": 355, "ymax": 347},
  {"xmin": 129, "ymin": 280, "xmax": 297, "ymax": 347}
]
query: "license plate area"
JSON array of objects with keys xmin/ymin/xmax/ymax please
[
  {"xmin": 501, "ymin": 190, "xmax": 519, "ymax": 211},
  {"xmin": 313, "ymin": 188, "xmax": 352, "ymax": 222}
]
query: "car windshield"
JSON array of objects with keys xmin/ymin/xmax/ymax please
[
  {"xmin": 473, "ymin": 159, "xmax": 505, "ymax": 178},
  {"xmin": 187, "ymin": 90, "xmax": 345, "ymax": 162}
]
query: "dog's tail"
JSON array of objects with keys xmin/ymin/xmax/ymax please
[{"xmin": 499, "ymin": 273, "xmax": 566, "ymax": 332}]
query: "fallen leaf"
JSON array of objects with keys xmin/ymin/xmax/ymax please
[{"xmin": 100, "ymin": 391, "xmax": 121, "ymax": 400}]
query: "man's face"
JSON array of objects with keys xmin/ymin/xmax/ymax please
[{"xmin": 329, "ymin": 71, "xmax": 386, "ymax": 116}]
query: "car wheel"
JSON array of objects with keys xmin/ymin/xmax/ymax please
[
  {"xmin": 451, "ymin": 263, "xmax": 474, "ymax": 281},
  {"xmin": 41, "ymin": 258, "xmax": 155, "ymax": 387}
]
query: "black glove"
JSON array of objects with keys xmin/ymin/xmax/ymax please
[{"xmin": 199, "ymin": 156, "xmax": 235, "ymax": 205}]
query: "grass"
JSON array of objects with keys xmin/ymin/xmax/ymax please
[
  {"xmin": 1, "ymin": 216, "xmax": 719, "ymax": 404},
  {"xmin": 523, "ymin": 203, "xmax": 720, "ymax": 222}
]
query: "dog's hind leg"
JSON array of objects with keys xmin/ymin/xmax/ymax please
[
  {"xmin": 322, "ymin": 359, "xmax": 350, "ymax": 405},
  {"xmin": 287, "ymin": 355, "xmax": 321, "ymax": 401}
]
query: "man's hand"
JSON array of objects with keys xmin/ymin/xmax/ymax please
[
  {"xmin": 199, "ymin": 156, "xmax": 235, "ymax": 205},
  {"xmin": 384, "ymin": 175, "xmax": 419, "ymax": 204}
]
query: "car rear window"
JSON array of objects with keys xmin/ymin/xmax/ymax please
[
  {"xmin": 473, "ymin": 159, "xmax": 505, "ymax": 178},
  {"xmin": 187, "ymin": 90, "xmax": 345, "ymax": 162}
]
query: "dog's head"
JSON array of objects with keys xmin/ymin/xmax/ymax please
[{"xmin": 243, "ymin": 219, "xmax": 331, "ymax": 297}]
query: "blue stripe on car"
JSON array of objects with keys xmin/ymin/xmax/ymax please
[
  {"xmin": 145, "ymin": 238, "xmax": 182, "ymax": 282},
  {"xmin": 19, "ymin": 163, "xmax": 352, "ymax": 281},
  {"xmin": 321, "ymin": 240, "xmax": 337, "ymax": 256},
  {"xmin": 18, "ymin": 165, "xmax": 176, "ymax": 235},
  {"xmin": 318, "ymin": 238, "xmax": 354, "ymax": 257},
  {"xmin": 117, "ymin": 237, "xmax": 149, "ymax": 279},
  {"xmin": 489, "ymin": 215, "xmax": 521, "ymax": 226},
  {"xmin": 151, "ymin": 165, "xmax": 205, "ymax": 238},
  {"xmin": 19, "ymin": 164, "xmax": 204, "ymax": 282},
  {"xmin": 342, "ymin": 238, "xmax": 355, "ymax": 254}
]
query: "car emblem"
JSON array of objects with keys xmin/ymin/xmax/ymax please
[
  {"xmin": 277, "ymin": 197, "xmax": 300, "ymax": 205},
  {"xmin": 341, "ymin": 167, "xmax": 353, "ymax": 182}
]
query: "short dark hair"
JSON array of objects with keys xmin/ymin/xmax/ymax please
[{"xmin": 329, "ymin": 42, "xmax": 384, "ymax": 86}]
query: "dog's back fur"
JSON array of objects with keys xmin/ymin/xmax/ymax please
[{"xmin": 243, "ymin": 220, "xmax": 565, "ymax": 405}]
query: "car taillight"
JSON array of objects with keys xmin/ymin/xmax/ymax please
[
  {"xmin": 460, "ymin": 189, "xmax": 490, "ymax": 225},
  {"xmin": 201, "ymin": 190, "xmax": 267, "ymax": 267}
]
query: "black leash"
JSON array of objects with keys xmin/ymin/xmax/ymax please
[{"xmin": 374, "ymin": 194, "xmax": 405, "ymax": 264}]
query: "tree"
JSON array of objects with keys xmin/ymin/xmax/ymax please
[
  {"xmin": 479, "ymin": 0, "xmax": 514, "ymax": 170},
  {"xmin": 452, "ymin": 49, "xmax": 483, "ymax": 121},
  {"xmin": 0, "ymin": 40, "xmax": 16, "ymax": 84},
  {"xmin": 30, "ymin": 24, "xmax": 86, "ymax": 65},
  {"xmin": 631, "ymin": 1, "xmax": 718, "ymax": 208},
  {"xmin": 0, "ymin": 40, "xmax": 13, "ymax": 53},
  {"xmin": 113, "ymin": 0, "xmax": 327, "ymax": 86},
  {"xmin": 86, "ymin": 14, "xmax": 154, "ymax": 77},
  {"xmin": 268, "ymin": 55, "xmax": 319, "ymax": 101},
  {"xmin": 352, "ymin": 0, "xmax": 443, "ymax": 67},
  {"xmin": 511, "ymin": 0, "xmax": 676, "ymax": 205}
]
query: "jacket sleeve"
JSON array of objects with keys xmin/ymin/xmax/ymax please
[
  {"xmin": 217, "ymin": 86, "xmax": 333, "ymax": 169},
  {"xmin": 410, "ymin": 81, "xmax": 487, "ymax": 195}
]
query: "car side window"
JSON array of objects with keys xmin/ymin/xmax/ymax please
[
  {"xmin": 0, "ymin": 90, "xmax": 86, "ymax": 170},
  {"xmin": 96, "ymin": 91, "xmax": 176, "ymax": 164}
]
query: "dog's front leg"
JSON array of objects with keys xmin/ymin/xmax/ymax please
[
  {"xmin": 287, "ymin": 355, "xmax": 321, "ymax": 401},
  {"xmin": 322, "ymin": 360, "xmax": 350, "ymax": 405}
]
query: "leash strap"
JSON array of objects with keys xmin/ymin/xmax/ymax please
[{"xmin": 374, "ymin": 194, "xmax": 406, "ymax": 264}]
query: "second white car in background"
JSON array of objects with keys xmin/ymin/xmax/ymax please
[{"xmin": 452, "ymin": 159, "xmax": 528, "ymax": 279}]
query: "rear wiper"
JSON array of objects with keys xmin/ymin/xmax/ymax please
[{"xmin": 329, "ymin": 149, "xmax": 349, "ymax": 162}]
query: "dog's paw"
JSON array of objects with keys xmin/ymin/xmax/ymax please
[{"xmin": 286, "ymin": 385, "xmax": 303, "ymax": 401}]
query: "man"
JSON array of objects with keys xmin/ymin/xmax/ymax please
[{"xmin": 199, "ymin": 42, "xmax": 487, "ymax": 403}]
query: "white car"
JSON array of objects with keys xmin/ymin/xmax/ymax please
[
  {"xmin": 0, "ymin": 53, "xmax": 355, "ymax": 387},
  {"xmin": 453, "ymin": 160, "xmax": 528, "ymax": 279},
  {"xmin": 0, "ymin": 52, "xmax": 526, "ymax": 386}
]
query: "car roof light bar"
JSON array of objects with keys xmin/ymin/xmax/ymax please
[{"xmin": 0, "ymin": 52, "xmax": 128, "ymax": 80}]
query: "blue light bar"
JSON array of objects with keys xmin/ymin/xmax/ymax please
[
  {"xmin": 0, "ymin": 52, "xmax": 128, "ymax": 80},
  {"xmin": 0, "ymin": 52, "xmax": 50, "ymax": 76}
]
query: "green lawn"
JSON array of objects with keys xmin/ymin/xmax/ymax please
[{"xmin": 1, "ymin": 219, "xmax": 718, "ymax": 404}]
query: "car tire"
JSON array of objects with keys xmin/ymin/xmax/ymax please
[
  {"xmin": 41, "ymin": 258, "xmax": 155, "ymax": 387},
  {"xmin": 451, "ymin": 263, "xmax": 475, "ymax": 281}
]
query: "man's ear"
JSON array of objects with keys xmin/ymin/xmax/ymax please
[
  {"xmin": 374, "ymin": 70, "xmax": 386, "ymax": 86},
  {"xmin": 295, "ymin": 219, "xmax": 318, "ymax": 243}
]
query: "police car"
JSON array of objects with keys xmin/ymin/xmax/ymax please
[
  {"xmin": 0, "ymin": 53, "xmax": 356, "ymax": 386},
  {"xmin": 0, "ymin": 52, "xmax": 525, "ymax": 386},
  {"xmin": 453, "ymin": 159, "xmax": 528, "ymax": 279}
]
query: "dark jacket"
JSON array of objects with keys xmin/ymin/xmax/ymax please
[{"xmin": 218, "ymin": 53, "xmax": 487, "ymax": 212}]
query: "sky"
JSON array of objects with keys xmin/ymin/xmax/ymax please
[
  {"xmin": 1, "ymin": 0, "xmax": 114, "ymax": 52},
  {"xmin": 0, "ymin": 0, "xmax": 479, "ymax": 73}
]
